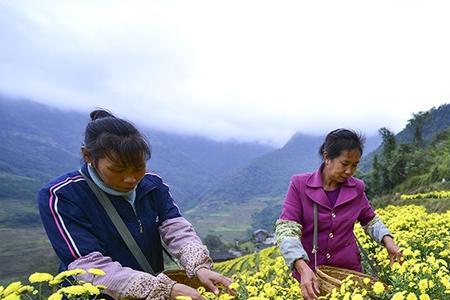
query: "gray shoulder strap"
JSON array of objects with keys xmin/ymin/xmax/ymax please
[
  {"xmin": 312, "ymin": 202, "xmax": 318, "ymax": 270},
  {"xmin": 80, "ymin": 171, "xmax": 155, "ymax": 275}
]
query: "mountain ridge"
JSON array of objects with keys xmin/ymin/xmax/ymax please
[{"xmin": 0, "ymin": 96, "xmax": 273, "ymax": 209}]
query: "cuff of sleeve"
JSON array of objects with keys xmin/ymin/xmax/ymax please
[
  {"xmin": 193, "ymin": 264, "xmax": 211, "ymax": 277},
  {"xmin": 179, "ymin": 242, "xmax": 213, "ymax": 278},
  {"xmin": 279, "ymin": 237, "xmax": 309, "ymax": 270},
  {"xmin": 144, "ymin": 273, "xmax": 177, "ymax": 300}
]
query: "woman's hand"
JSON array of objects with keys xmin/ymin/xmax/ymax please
[
  {"xmin": 170, "ymin": 283, "xmax": 205, "ymax": 300},
  {"xmin": 196, "ymin": 268, "xmax": 234, "ymax": 295},
  {"xmin": 295, "ymin": 259, "xmax": 320, "ymax": 300},
  {"xmin": 383, "ymin": 235, "xmax": 403, "ymax": 266}
]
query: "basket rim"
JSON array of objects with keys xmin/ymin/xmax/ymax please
[
  {"xmin": 316, "ymin": 265, "xmax": 377, "ymax": 281},
  {"xmin": 316, "ymin": 268, "xmax": 342, "ymax": 286}
]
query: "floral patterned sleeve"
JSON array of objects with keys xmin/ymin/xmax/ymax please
[
  {"xmin": 275, "ymin": 219, "xmax": 309, "ymax": 270},
  {"xmin": 159, "ymin": 217, "xmax": 213, "ymax": 278},
  {"xmin": 68, "ymin": 251, "xmax": 176, "ymax": 299}
]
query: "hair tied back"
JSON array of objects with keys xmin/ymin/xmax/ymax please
[{"xmin": 90, "ymin": 109, "xmax": 115, "ymax": 121}]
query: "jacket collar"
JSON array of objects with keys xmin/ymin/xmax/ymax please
[{"xmin": 305, "ymin": 163, "xmax": 358, "ymax": 209}]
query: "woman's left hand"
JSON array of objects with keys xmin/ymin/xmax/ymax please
[
  {"xmin": 196, "ymin": 268, "xmax": 234, "ymax": 295},
  {"xmin": 383, "ymin": 235, "xmax": 403, "ymax": 265}
]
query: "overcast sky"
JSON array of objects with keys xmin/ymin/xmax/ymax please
[{"xmin": 1, "ymin": 1, "xmax": 449, "ymax": 146}]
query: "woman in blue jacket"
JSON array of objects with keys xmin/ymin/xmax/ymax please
[{"xmin": 38, "ymin": 109, "xmax": 231, "ymax": 300}]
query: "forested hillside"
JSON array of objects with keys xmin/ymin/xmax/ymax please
[
  {"xmin": 364, "ymin": 108, "xmax": 450, "ymax": 198},
  {"xmin": 360, "ymin": 103, "xmax": 450, "ymax": 172}
]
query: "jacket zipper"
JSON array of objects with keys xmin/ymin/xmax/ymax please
[
  {"xmin": 138, "ymin": 219, "xmax": 144, "ymax": 234},
  {"xmin": 130, "ymin": 187, "xmax": 157, "ymax": 235},
  {"xmin": 125, "ymin": 200, "xmax": 144, "ymax": 235}
]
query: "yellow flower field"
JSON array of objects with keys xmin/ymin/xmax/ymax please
[
  {"xmin": 210, "ymin": 205, "xmax": 450, "ymax": 299},
  {"xmin": 400, "ymin": 190, "xmax": 450, "ymax": 200},
  {"xmin": 1, "ymin": 205, "xmax": 450, "ymax": 299},
  {"xmin": 0, "ymin": 268, "xmax": 106, "ymax": 300}
]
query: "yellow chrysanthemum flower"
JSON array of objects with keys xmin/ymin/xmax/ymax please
[
  {"xmin": 418, "ymin": 279, "xmax": 428, "ymax": 291},
  {"xmin": 219, "ymin": 294, "xmax": 234, "ymax": 300},
  {"xmin": 17, "ymin": 285, "xmax": 34, "ymax": 294},
  {"xmin": 54, "ymin": 269, "xmax": 86, "ymax": 281},
  {"xmin": 392, "ymin": 291, "xmax": 405, "ymax": 300},
  {"xmin": 419, "ymin": 294, "xmax": 430, "ymax": 300},
  {"xmin": 3, "ymin": 294, "xmax": 21, "ymax": 300},
  {"xmin": 49, "ymin": 279, "xmax": 62, "ymax": 286},
  {"xmin": 48, "ymin": 292, "xmax": 63, "ymax": 300},
  {"xmin": 372, "ymin": 281, "xmax": 384, "ymax": 295},
  {"xmin": 59, "ymin": 285, "xmax": 87, "ymax": 296},
  {"xmin": 229, "ymin": 282, "xmax": 240, "ymax": 290},
  {"xmin": 352, "ymin": 294, "xmax": 363, "ymax": 300},
  {"xmin": 82, "ymin": 283, "xmax": 100, "ymax": 295},
  {"xmin": 176, "ymin": 296, "xmax": 192, "ymax": 300},
  {"xmin": 88, "ymin": 268, "xmax": 106, "ymax": 276},
  {"xmin": 29, "ymin": 272, "xmax": 54, "ymax": 283},
  {"xmin": 264, "ymin": 283, "xmax": 276, "ymax": 297},
  {"xmin": 3, "ymin": 281, "xmax": 22, "ymax": 296},
  {"xmin": 406, "ymin": 293, "xmax": 418, "ymax": 300}
]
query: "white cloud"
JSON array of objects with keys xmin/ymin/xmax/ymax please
[{"xmin": 0, "ymin": 0, "xmax": 449, "ymax": 146}]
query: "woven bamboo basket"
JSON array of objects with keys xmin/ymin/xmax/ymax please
[
  {"xmin": 164, "ymin": 270, "xmax": 203, "ymax": 288},
  {"xmin": 316, "ymin": 266, "xmax": 377, "ymax": 297}
]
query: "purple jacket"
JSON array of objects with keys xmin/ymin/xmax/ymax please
[{"xmin": 280, "ymin": 164, "xmax": 375, "ymax": 274}]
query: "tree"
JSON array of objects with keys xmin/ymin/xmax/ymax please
[
  {"xmin": 378, "ymin": 127, "xmax": 396, "ymax": 190},
  {"xmin": 379, "ymin": 127, "xmax": 396, "ymax": 160},
  {"xmin": 389, "ymin": 143, "xmax": 412, "ymax": 185},
  {"xmin": 408, "ymin": 111, "xmax": 430, "ymax": 148},
  {"xmin": 369, "ymin": 154, "xmax": 382, "ymax": 196},
  {"xmin": 203, "ymin": 234, "xmax": 225, "ymax": 252}
]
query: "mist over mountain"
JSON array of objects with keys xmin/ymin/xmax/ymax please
[
  {"xmin": 0, "ymin": 96, "xmax": 273, "ymax": 209},
  {"xmin": 0, "ymin": 95, "xmax": 384, "ymax": 242},
  {"xmin": 191, "ymin": 131, "xmax": 381, "ymax": 207}
]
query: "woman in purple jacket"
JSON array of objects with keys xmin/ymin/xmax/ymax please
[{"xmin": 275, "ymin": 129, "xmax": 402, "ymax": 300}]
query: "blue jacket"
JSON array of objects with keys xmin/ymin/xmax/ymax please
[{"xmin": 38, "ymin": 163, "xmax": 181, "ymax": 273}]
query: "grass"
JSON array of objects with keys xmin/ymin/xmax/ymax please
[
  {"xmin": 0, "ymin": 227, "xmax": 59, "ymax": 285},
  {"xmin": 0, "ymin": 198, "xmax": 41, "ymax": 228},
  {"xmin": 237, "ymin": 240, "xmax": 256, "ymax": 253},
  {"xmin": 185, "ymin": 196, "xmax": 278, "ymax": 242},
  {"xmin": 0, "ymin": 197, "xmax": 59, "ymax": 285}
]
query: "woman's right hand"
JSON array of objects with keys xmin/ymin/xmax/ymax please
[
  {"xmin": 295, "ymin": 259, "xmax": 320, "ymax": 300},
  {"xmin": 170, "ymin": 283, "xmax": 205, "ymax": 300}
]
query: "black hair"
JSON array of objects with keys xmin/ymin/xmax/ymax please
[
  {"xmin": 318, "ymin": 128, "xmax": 365, "ymax": 160},
  {"xmin": 83, "ymin": 109, "xmax": 151, "ymax": 167}
]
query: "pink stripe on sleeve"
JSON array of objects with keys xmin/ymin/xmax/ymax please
[{"xmin": 48, "ymin": 175, "xmax": 84, "ymax": 259}]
